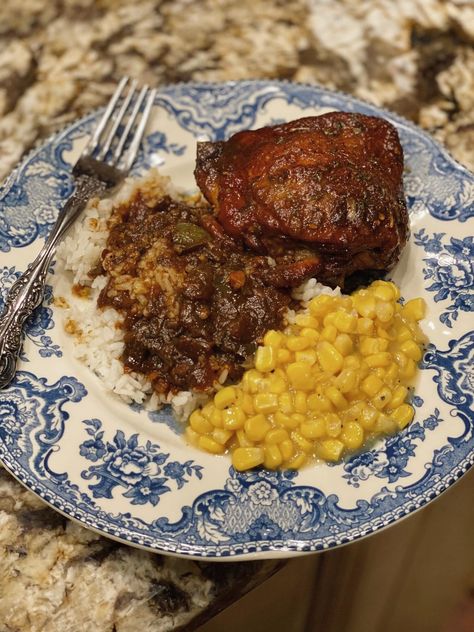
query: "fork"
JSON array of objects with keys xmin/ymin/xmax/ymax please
[{"xmin": 0, "ymin": 77, "xmax": 157, "ymax": 389}]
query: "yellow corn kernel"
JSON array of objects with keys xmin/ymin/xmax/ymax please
[
  {"xmin": 384, "ymin": 362, "xmax": 399, "ymax": 386},
  {"xmin": 201, "ymin": 402, "xmax": 215, "ymax": 420},
  {"xmin": 340, "ymin": 421, "xmax": 364, "ymax": 450},
  {"xmin": 402, "ymin": 298, "xmax": 426, "ymax": 321},
  {"xmin": 358, "ymin": 360, "xmax": 370, "ymax": 381},
  {"xmin": 222, "ymin": 406, "xmax": 246, "ymax": 430},
  {"xmin": 334, "ymin": 333, "xmax": 353, "ymax": 356},
  {"xmin": 295, "ymin": 349, "xmax": 318, "ymax": 365},
  {"xmin": 396, "ymin": 324, "xmax": 413, "ymax": 343},
  {"xmin": 333, "ymin": 311, "xmax": 357, "ymax": 333},
  {"xmin": 268, "ymin": 374, "xmax": 287, "ymax": 394},
  {"xmin": 325, "ymin": 385, "xmax": 348, "ymax": 410},
  {"xmin": 323, "ymin": 312, "xmax": 337, "ymax": 327},
  {"xmin": 343, "ymin": 354, "xmax": 361, "ymax": 370},
  {"xmin": 365, "ymin": 352, "xmax": 392, "ymax": 368},
  {"xmin": 294, "ymin": 391, "xmax": 308, "ymax": 414},
  {"xmin": 241, "ymin": 393, "xmax": 255, "ymax": 415},
  {"xmin": 300, "ymin": 327, "xmax": 320, "ymax": 344},
  {"xmin": 361, "ymin": 374, "xmax": 384, "ymax": 398},
  {"xmin": 209, "ymin": 408, "xmax": 224, "ymax": 428},
  {"xmin": 232, "ymin": 447, "xmax": 264, "ymax": 471},
  {"xmin": 372, "ymin": 283, "xmax": 396, "ymax": 302},
  {"xmin": 236, "ymin": 429, "xmax": 253, "ymax": 447},
  {"xmin": 342, "ymin": 402, "xmax": 364, "ymax": 421},
  {"xmin": 275, "ymin": 410, "xmax": 299, "ymax": 429},
  {"xmin": 279, "ymin": 392, "xmax": 294, "ymax": 414},
  {"xmin": 286, "ymin": 361, "xmax": 315, "ymax": 391},
  {"xmin": 400, "ymin": 339, "xmax": 422, "ymax": 362},
  {"xmin": 241, "ymin": 369, "xmax": 263, "ymax": 394},
  {"xmin": 346, "ymin": 389, "xmax": 365, "ymax": 402},
  {"xmin": 357, "ymin": 317, "xmax": 374, "ymax": 335},
  {"xmin": 353, "ymin": 294, "xmax": 376, "ymax": 318},
  {"xmin": 320, "ymin": 324, "xmax": 338, "ymax": 343},
  {"xmin": 335, "ymin": 368, "xmax": 358, "ymax": 393},
  {"xmin": 286, "ymin": 452, "xmax": 307, "ymax": 469},
  {"xmin": 317, "ymin": 341, "xmax": 344, "ymax": 375},
  {"xmin": 309, "ymin": 295, "xmax": 337, "ymax": 316},
  {"xmin": 253, "ymin": 392, "xmax": 279, "ymax": 414},
  {"xmin": 294, "ymin": 313, "xmax": 319, "ymax": 328},
  {"xmin": 325, "ymin": 413, "xmax": 342, "ymax": 437},
  {"xmin": 291, "ymin": 431, "xmax": 314, "ymax": 453},
  {"xmin": 372, "ymin": 280, "xmax": 400, "ymax": 296},
  {"xmin": 199, "ymin": 435, "xmax": 225, "ymax": 455},
  {"xmin": 390, "ymin": 385, "xmax": 408, "ymax": 409},
  {"xmin": 387, "ymin": 281, "xmax": 401, "ymax": 300},
  {"xmin": 185, "ymin": 426, "xmax": 200, "ymax": 446},
  {"xmin": 286, "ymin": 336, "xmax": 309, "ymax": 352},
  {"xmin": 190, "ymin": 410, "xmax": 213, "ymax": 434},
  {"xmin": 341, "ymin": 296, "xmax": 353, "ymax": 310},
  {"xmin": 360, "ymin": 337, "xmax": 389, "ymax": 355},
  {"xmin": 372, "ymin": 386, "xmax": 392, "ymax": 410},
  {"xmin": 359, "ymin": 406, "xmax": 378, "ymax": 430},
  {"xmin": 377, "ymin": 325, "xmax": 393, "ymax": 341},
  {"xmin": 266, "ymin": 428, "xmax": 290, "ymax": 445},
  {"xmin": 244, "ymin": 414, "xmax": 271, "ymax": 442},
  {"xmin": 255, "ymin": 345, "xmax": 277, "ymax": 372},
  {"xmin": 307, "ymin": 392, "xmax": 333, "ymax": 413},
  {"xmin": 391, "ymin": 403, "xmax": 415, "ymax": 429},
  {"xmin": 375, "ymin": 413, "xmax": 396, "ymax": 433},
  {"xmin": 374, "ymin": 367, "xmax": 386, "ymax": 380},
  {"xmin": 214, "ymin": 386, "xmax": 237, "ymax": 409},
  {"xmin": 394, "ymin": 350, "xmax": 408, "ymax": 369},
  {"xmin": 264, "ymin": 444, "xmax": 283, "ymax": 469},
  {"xmin": 400, "ymin": 358, "xmax": 417, "ymax": 379},
  {"xmin": 290, "ymin": 412, "xmax": 310, "ymax": 426},
  {"xmin": 375, "ymin": 300, "xmax": 395, "ymax": 323},
  {"xmin": 212, "ymin": 428, "xmax": 233, "ymax": 445},
  {"xmin": 280, "ymin": 439, "xmax": 295, "ymax": 461},
  {"xmin": 263, "ymin": 330, "xmax": 284, "ymax": 348},
  {"xmin": 317, "ymin": 439, "xmax": 344, "ymax": 461},
  {"xmin": 300, "ymin": 418, "xmax": 326, "ymax": 439},
  {"xmin": 277, "ymin": 348, "xmax": 292, "ymax": 364}
]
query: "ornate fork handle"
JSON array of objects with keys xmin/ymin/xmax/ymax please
[{"xmin": 0, "ymin": 174, "xmax": 106, "ymax": 389}]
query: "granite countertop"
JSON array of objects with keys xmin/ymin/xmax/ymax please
[{"xmin": 0, "ymin": 1, "xmax": 473, "ymax": 630}]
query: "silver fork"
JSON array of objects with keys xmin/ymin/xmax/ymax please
[{"xmin": 0, "ymin": 77, "xmax": 157, "ymax": 389}]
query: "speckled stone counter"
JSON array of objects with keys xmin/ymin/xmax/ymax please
[{"xmin": 0, "ymin": 1, "xmax": 473, "ymax": 630}]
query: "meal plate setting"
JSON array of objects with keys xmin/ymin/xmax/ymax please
[{"xmin": 0, "ymin": 81, "xmax": 473, "ymax": 559}]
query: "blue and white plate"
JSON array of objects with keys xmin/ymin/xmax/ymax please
[{"xmin": 0, "ymin": 81, "xmax": 473, "ymax": 559}]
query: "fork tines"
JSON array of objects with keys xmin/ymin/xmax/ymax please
[{"xmin": 83, "ymin": 77, "xmax": 156, "ymax": 171}]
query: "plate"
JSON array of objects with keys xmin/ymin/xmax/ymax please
[{"xmin": 0, "ymin": 81, "xmax": 473, "ymax": 559}]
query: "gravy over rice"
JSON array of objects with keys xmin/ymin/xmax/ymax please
[{"xmin": 89, "ymin": 189, "xmax": 293, "ymax": 394}]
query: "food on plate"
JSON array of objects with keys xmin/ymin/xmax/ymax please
[
  {"xmin": 186, "ymin": 280, "xmax": 426, "ymax": 470},
  {"xmin": 57, "ymin": 111, "xmax": 426, "ymax": 471},
  {"xmin": 58, "ymin": 171, "xmax": 299, "ymax": 420},
  {"xmin": 95, "ymin": 190, "xmax": 291, "ymax": 393},
  {"xmin": 195, "ymin": 112, "xmax": 408, "ymax": 288}
]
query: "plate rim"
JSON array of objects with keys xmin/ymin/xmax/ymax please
[{"xmin": 0, "ymin": 78, "xmax": 473, "ymax": 560}]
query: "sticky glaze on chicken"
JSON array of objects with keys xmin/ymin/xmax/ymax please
[{"xmin": 195, "ymin": 112, "xmax": 409, "ymax": 288}]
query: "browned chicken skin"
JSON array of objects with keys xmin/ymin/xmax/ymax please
[{"xmin": 195, "ymin": 112, "xmax": 409, "ymax": 288}]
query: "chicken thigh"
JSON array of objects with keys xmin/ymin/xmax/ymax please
[{"xmin": 195, "ymin": 112, "xmax": 409, "ymax": 288}]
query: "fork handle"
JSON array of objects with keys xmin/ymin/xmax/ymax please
[{"xmin": 0, "ymin": 174, "xmax": 105, "ymax": 389}]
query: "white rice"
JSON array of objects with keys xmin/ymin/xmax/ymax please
[{"xmin": 55, "ymin": 169, "xmax": 338, "ymax": 421}]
